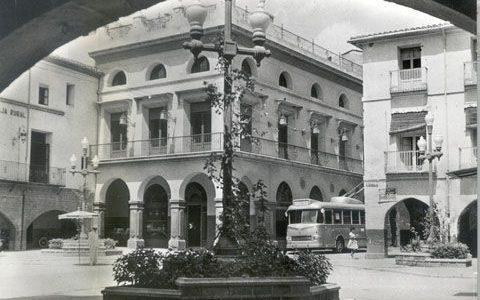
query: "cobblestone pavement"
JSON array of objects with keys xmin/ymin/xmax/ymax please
[{"xmin": 0, "ymin": 249, "xmax": 476, "ymax": 300}]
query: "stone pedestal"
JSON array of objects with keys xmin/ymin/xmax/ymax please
[
  {"xmin": 127, "ymin": 201, "xmax": 144, "ymax": 249},
  {"xmin": 168, "ymin": 199, "xmax": 186, "ymax": 250}
]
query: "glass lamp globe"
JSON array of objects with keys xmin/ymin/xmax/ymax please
[
  {"xmin": 119, "ymin": 113, "xmax": 128, "ymax": 126},
  {"xmin": 248, "ymin": 0, "xmax": 272, "ymax": 46},
  {"xmin": 425, "ymin": 111, "xmax": 434, "ymax": 126},
  {"xmin": 91, "ymin": 155, "xmax": 100, "ymax": 170},
  {"xmin": 417, "ymin": 136, "xmax": 427, "ymax": 153},
  {"xmin": 279, "ymin": 115, "xmax": 287, "ymax": 126},
  {"xmin": 312, "ymin": 125, "xmax": 320, "ymax": 134},
  {"xmin": 433, "ymin": 134, "xmax": 444, "ymax": 150},
  {"xmin": 81, "ymin": 137, "xmax": 89, "ymax": 150},
  {"xmin": 70, "ymin": 154, "xmax": 77, "ymax": 169},
  {"xmin": 184, "ymin": 0, "xmax": 207, "ymax": 40}
]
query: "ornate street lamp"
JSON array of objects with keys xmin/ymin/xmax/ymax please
[
  {"xmin": 417, "ymin": 111, "xmax": 444, "ymax": 243},
  {"xmin": 70, "ymin": 137, "xmax": 100, "ymax": 238},
  {"xmin": 183, "ymin": 0, "xmax": 272, "ymax": 254}
]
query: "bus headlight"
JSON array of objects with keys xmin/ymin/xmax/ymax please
[
  {"xmin": 286, "ymin": 236, "xmax": 292, "ymax": 241},
  {"xmin": 312, "ymin": 235, "xmax": 320, "ymax": 240}
]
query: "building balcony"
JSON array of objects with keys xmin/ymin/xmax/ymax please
[
  {"xmin": 464, "ymin": 61, "xmax": 477, "ymax": 86},
  {"xmin": 459, "ymin": 146, "xmax": 477, "ymax": 169},
  {"xmin": 91, "ymin": 133, "xmax": 363, "ymax": 174},
  {"xmin": 0, "ymin": 160, "xmax": 66, "ymax": 186},
  {"xmin": 384, "ymin": 150, "xmax": 430, "ymax": 174},
  {"xmin": 390, "ymin": 67, "xmax": 428, "ymax": 94}
]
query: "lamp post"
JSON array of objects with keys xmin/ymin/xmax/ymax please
[
  {"xmin": 417, "ymin": 111, "xmax": 444, "ymax": 243},
  {"xmin": 69, "ymin": 137, "xmax": 100, "ymax": 238},
  {"xmin": 183, "ymin": 0, "xmax": 272, "ymax": 254}
]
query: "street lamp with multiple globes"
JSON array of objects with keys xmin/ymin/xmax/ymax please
[
  {"xmin": 182, "ymin": 0, "xmax": 272, "ymax": 254},
  {"xmin": 69, "ymin": 137, "xmax": 100, "ymax": 237},
  {"xmin": 417, "ymin": 111, "xmax": 444, "ymax": 242}
]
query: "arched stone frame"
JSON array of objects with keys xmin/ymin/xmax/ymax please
[
  {"xmin": 383, "ymin": 197, "xmax": 429, "ymax": 255},
  {"xmin": 239, "ymin": 57, "xmax": 258, "ymax": 78},
  {"xmin": 457, "ymin": 199, "xmax": 477, "ymax": 257},
  {"xmin": 137, "ymin": 175, "xmax": 171, "ymax": 248},
  {"xmin": 102, "ymin": 178, "xmax": 130, "ymax": 247},
  {"xmin": 26, "ymin": 209, "xmax": 76, "ymax": 249},
  {"xmin": 145, "ymin": 63, "xmax": 167, "ymax": 81},
  {"xmin": 309, "ymin": 185, "xmax": 324, "ymax": 201},
  {"xmin": 0, "ymin": 211, "xmax": 17, "ymax": 251},
  {"xmin": 278, "ymin": 71, "xmax": 293, "ymax": 89},
  {"xmin": 275, "ymin": 181, "xmax": 293, "ymax": 246},
  {"xmin": 338, "ymin": 189, "xmax": 348, "ymax": 196},
  {"xmin": 338, "ymin": 93, "xmax": 349, "ymax": 109},
  {"xmin": 179, "ymin": 172, "xmax": 218, "ymax": 248},
  {"xmin": 186, "ymin": 55, "xmax": 210, "ymax": 74},
  {"xmin": 310, "ymin": 83, "xmax": 323, "ymax": 100},
  {"xmin": 108, "ymin": 69, "xmax": 127, "ymax": 87}
]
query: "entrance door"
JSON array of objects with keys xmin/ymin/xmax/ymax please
[
  {"xmin": 187, "ymin": 205, "xmax": 202, "ymax": 247},
  {"xmin": 278, "ymin": 117, "xmax": 288, "ymax": 159},
  {"xmin": 143, "ymin": 184, "xmax": 169, "ymax": 248},
  {"xmin": 30, "ymin": 132, "xmax": 49, "ymax": 184}
]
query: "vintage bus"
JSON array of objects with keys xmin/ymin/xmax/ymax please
[{"xmin": 286, "ymin": 197, "xmax": 366, "ymax": 252}]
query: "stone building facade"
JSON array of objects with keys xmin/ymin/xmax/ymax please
[
  {"xmin": 0, "ymin": 56, "xmax": 101, "ymax": 250},
  {"xmin": 350, "ymin": 23, "xmax": 477, "ymax": 257},
  {"xmin": 87, "ymin": 1, "xmax": 364, "ymax": 250}
]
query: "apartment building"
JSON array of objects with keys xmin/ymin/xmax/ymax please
[{"xmin": 350, "ymin": 24, "xmax": 477, "ymax": 257}]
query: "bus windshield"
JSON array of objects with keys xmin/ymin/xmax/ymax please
[{"xmin": 289, "ymin": 210, "xmax": 318, "ymax": 224}]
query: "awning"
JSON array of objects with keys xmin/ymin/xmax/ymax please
[
  {"xmin": 389, "ymin": 111, "xmax": 427, "ymax": 135},
  {"xmin": 465, "ymin": 107, "xmax": 477, "ymax": 128}
]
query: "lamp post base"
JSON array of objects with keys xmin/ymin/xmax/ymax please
[{"xmin": 213, "ymin": 234, "xmax": 240, "ymax": 257}]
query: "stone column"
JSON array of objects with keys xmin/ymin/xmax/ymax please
[
  {"xmin": 127, "ymin": 201, "xmax": 145, "ymax": 249},
  {"xmin": 92, "ymin": 202, "xmax": 105, "ymax": 238},
  {"xmin": 168, "ymin": 199, "xmax": 186, "ymax": 250}
]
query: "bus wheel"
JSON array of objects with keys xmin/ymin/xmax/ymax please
[{"xmin": 335, "ymin": 238, "xmax": 345, "ymax": 253}]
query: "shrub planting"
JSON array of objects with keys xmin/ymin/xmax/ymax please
[
  {"xmin": 431, "ymin": 242, "xmax": 470, "ymax": 259},
  {"xmin": 103, "ymin": 238, "xmax": 118, "ymax": 249},
  {"xmin": 48, "ymin": 238, "xmax": 63, "ymax": 249}
]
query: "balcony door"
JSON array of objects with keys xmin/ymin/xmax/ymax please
[
  {"xmin": 400, "ymin": 136, "xmax": 422, "ymax": 170},
  {"xmin": 311, "ymin": 130, "xmax": 319, "ymax": 165},
  {"xmin": 110, "ymin": 113, "xmax": 127, "ymax": 157},
  {"xmin": 29, "ymin": 132, "xmax": 49, "ymax": 184},
  {"xmin": 149, "ymin": 108, "xmax": 168, "ymax": 154},
  {"xmin": 400, "ymin": 47, "xmax": 421, "ymax": 80},
  {"xmin": 190, "ymin": 102, "xmax": 211, "ymax": 152},
  {"xmin": 278, "ymin": 117, "xmax": 288, "ymax": 159}
]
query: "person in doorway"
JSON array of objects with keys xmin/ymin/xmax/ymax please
[
  {"xmin": 347, "ymin": 227, "xmax": 359, "ymax": 258},
  {"xmin": 88, "ymin": 226, "xmax": 99, "ymax": 266}
]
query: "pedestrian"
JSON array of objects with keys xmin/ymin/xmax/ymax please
[
  {"xmin": 88, "ymin": 226, "xmax": 99, "ymax": 266},
  {"xmin": 347, "ymin": 227, "xmax": 358, "ymax": 258}
]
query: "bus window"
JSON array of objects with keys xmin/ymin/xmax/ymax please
[
  {"xmin": 302, "ymin": 210, "xmax": 318, "ymax": 223},
  {"xmin": 360, "ymin": 211, "xmax": 365, "ymax": 224},
  {"xmin": 343, "ymin": 210, "xmax": 352, "ymax": 225},
  {"xmin": 317, "ymin": 210, "xmax": 324, "ymax": 224},
  {"xmin": 289, "ymin": 211, "xmax": 301, "ymax": 224},
  {"xmin": 333, "ymin": 210, "xmax": 342, "ymax": 224},
  {"xmin": 352, "ymin": 210, "xmax": 360, "ymax": 224},
  {"xmin": 324, "ymin": 210, "xmax": 332, "ymax": 224}
]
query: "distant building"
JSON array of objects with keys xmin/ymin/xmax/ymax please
[
  {"xmin": 0, "ymin": 56, "xmax": 101, "ymax": 250},
  {"xmin": 88, "ymin": 1, "xmax": 364, "ymax": 250},
  {"xmin": 350, "ymin": 23, "xmax": 477, "ymax": 257}
]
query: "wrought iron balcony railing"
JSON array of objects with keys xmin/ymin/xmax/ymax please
[
  {"xmin": 91, "ymin": 134, "xmax": 363, "ymax": 174},
  {"xmin": 384, "ymin": 150, "xmax": 430, "ymax": 173},
  {"xmin": 390, "ymin": 67, "xmax": 428, "ymax": 93},
  {"xmin": 464, "ymin": 61, "xmax": 477, "ymax": 86},
  {"xmin": 0, "ymin": 160, "xmax": 66, "ymax": 186},
  {"xmin": 459, "ymin": 146, "xmax": 477, "ymax": 169}
]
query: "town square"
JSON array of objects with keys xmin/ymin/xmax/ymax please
[{"xmin": 0, "ymin": 0, "xmax": 478, "ymax": 299}]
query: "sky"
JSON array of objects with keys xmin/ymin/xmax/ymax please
[{"xmin": 53, "ymin": 0, "xmax": 443, "ymax": 65}]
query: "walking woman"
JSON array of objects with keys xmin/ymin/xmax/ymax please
[{"xmin": 347, "ymin": 227, "xmax": 358, "ymax": 258}]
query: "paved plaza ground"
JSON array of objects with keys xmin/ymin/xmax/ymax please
[{"xmin": 0, "ymin": 249, "xmax": 476, "ymax": 300}]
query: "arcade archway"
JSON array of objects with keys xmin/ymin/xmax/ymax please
[
  {"xmin": 309, "ymin": 186, "xmax": 324, "ymax": 201},
  {"xmin": 185, "ymin": 182, "xmax": 208, "ymax": 248},
  {"xmin": 385, "ymin": 198, "xmax": 428, "ymax": 254},
  {"xmin": 104, "ymin": 179, "xmax": 130, "ymax": 246},
  {"xmin": 143, "ymin": 184, "xmax": 170, "ymax": 248},
  {"xmin": 275, "ymin": 182, "xmax": 293, "ymax": 246},
  {"xmin": 26, "ymin": 210, "xmax": 76, "ymax": 249},
  {"xmin": 0, "ymin": 212, "xmax": 15, "ymax": 250},
  {"xmin": 458, "ymin": 200, "xmax": 477, "ymax": 257}
]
